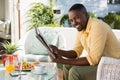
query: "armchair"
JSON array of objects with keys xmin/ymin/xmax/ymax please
[
  {"xmin": 0, "ymin": 20, "xmax": 11, "ymax": 40},
  {"xmin": 97, "ymin": 57, "xmax": 120, "ymax": 80}
]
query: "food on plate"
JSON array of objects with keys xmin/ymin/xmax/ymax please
[{"xmin": 22, "ymin": 61, "xmax": 34, "ymax": 70}]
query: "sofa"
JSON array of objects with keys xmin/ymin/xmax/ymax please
[
  {"xmin": 16, "ymin": 27, "xmax": 65, "ymax": 62},
  {"xmin": 16, "ymin": 27, "xmax": 120, "ymax": 80}
]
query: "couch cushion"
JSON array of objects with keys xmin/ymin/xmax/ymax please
[
  {"xmin": 0, "ymin": 20, "xmax": 5, "ymax": 32},
  {"xmin": 24, "ymin": 27, "xmax": 65, "ymax": 55},
  {"xmin": 59, "ymin": 27, "xmax": 77, "ymax": 50}
]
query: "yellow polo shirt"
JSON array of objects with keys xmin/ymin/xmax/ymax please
[{"xmin": 73, "ymin": 17, "xmax": 120, "ymax": 65}]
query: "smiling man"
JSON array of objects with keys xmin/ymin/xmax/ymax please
[{"xmin": 49, "ymin": 4, "xmax": 120, "ymax": 80}]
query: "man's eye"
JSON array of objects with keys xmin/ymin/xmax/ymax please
[{"xmin": 75, "ymin": 16, "xmax": 80, "ymax": 19}]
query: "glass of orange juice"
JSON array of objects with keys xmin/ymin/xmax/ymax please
[{"xmin": 5, "ymin": 56, "xmax": 15, "ymax": 73}]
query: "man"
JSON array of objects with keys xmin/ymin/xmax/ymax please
[{"xmin": 49, "ymin": 4, "xmax": 120, "ymax": 80}]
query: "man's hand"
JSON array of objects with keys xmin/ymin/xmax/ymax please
[
  {"xmin": 48, "ymin": 53, "xmax": 63, "ymax": 62},
  {"xmin": 49, "ymin": 45, "xmax": 59, "ymax": 54},
  {"xmin": 49, "ymin": 45, "xmax": 63, "ymax": 62}
]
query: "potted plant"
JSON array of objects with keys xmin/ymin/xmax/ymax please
[
  {"xmin": 103, "ymin": 13, "xmax": 120, "ymax": 29},
  {"xmin": 0, "ymin": 41, "xmax": 18, "ymax": 66},
  {"xmin": 26, "ymin": 2, "xmax": 58, "ymax": 30}
]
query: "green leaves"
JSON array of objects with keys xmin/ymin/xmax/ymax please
[
  {"xmin": 1, "ymin": 41, "xmax": 18, "ymax": 54},
  {"xmin": 26, "ymin": 2, "xmax": 56, "ymax": 30},
  {"xmin": 103, "ymin": 13, "xmax": 120, "ymax": 29}
]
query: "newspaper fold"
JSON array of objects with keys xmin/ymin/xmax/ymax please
[{"xmin": 35, "ymin": 27, "xmax": 57, "ymax": 59}]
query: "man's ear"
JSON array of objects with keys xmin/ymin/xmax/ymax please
[{"xmin": 84, "ymin": 12, "xmax": 89, "ymax": 18}]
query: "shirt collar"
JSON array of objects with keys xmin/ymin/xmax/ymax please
[
  {"xmin": 82, "ymin": 17, "xmax": 93, "ymax": 36},
  {"xmin": 85, "ymin": 17, "xmax": 92, "ymax": 33}
]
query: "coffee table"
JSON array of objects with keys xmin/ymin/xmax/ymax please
[{"xmin": 0, "ymin": 63, "xmax": 56, "ymax": 80}]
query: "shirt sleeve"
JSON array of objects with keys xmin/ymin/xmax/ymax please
[
  {"xmin": 86, "ymin": 22, "xmax": 108, "ymax": 65},
  {"xmin": 72, "ymin": 32, "xmax": 83, "ymax": 57}
]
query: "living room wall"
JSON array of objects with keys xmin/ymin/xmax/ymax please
[{"xmin": 0, "ymin": 0, "xmax": 5, "ymax": 20}]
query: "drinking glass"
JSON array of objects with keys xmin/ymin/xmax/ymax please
[
  {"xmin": 4, "ymin": 55, "xmax": 15, "ymax": 80},
  {"xmin": 5, "ymin": 56, "xmax": 15, "ymax": 73},
  {"xmin": 15, "ymin": 55, "xmax": 22, "ymax": 80}
]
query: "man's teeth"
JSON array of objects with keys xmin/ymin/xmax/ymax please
[{"xmin": 76, "ymin": 25, "xmax": 79, "ymax": 28}]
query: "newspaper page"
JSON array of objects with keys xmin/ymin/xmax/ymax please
[
  {"xmin": 97, "ymin": 57, "xmax": 120, "ymax": 80},
  {"xmin": 35, "ymin": 27, "xmax": 57, "ymax": 59}
]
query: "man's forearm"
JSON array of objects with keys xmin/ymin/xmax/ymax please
[{"xmin": 58, "ymin": 50, "xmax": 77, "ymax": 58}]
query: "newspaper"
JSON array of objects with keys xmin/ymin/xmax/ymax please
[
  {"xmin": 35, "ymin": 27, "xmax": 57, "ymax": 59},
  {"xmin": 97, "ymin": 57, "xmax": 120, "ymax": 80}
]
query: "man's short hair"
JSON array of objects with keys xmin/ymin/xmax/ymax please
[{"xmin": 69, "ymin": 4, "xmax": 87, "ymax": 13}]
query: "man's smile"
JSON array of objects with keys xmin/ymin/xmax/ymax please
[{"xmin": 76, "ymin": 25, "xmax": 82, "ymax": 31}]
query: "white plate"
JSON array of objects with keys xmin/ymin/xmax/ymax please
[{"xmin": 15, "ymin": 68, "xmax": 33, "ymax": 71}]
